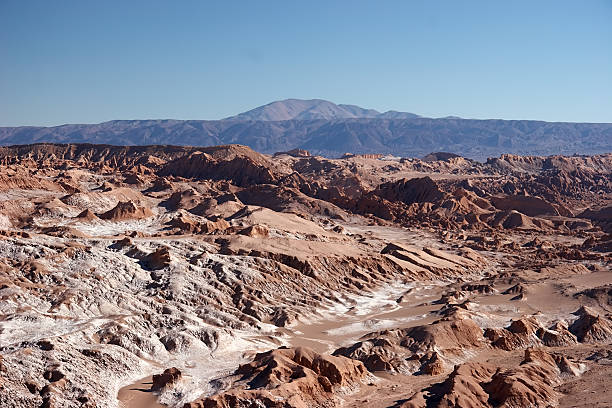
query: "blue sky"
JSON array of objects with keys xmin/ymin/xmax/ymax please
[{"xmin": 1, "ymin": 1, "xmax": 611, "ymax": 126}]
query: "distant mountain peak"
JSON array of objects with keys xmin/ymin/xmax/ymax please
[{"xmin": 224, "ymin": 99, "xmax": 420, "ymax": 121}]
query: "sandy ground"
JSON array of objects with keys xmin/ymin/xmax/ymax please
[{"xmin": 117, "ymin": 376, "xmax": 164, "ymax": 408}]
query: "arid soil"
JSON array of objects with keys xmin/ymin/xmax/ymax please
[{"xmin": 0, "ymin": 143, "xmax": 610, "ymax": 408}]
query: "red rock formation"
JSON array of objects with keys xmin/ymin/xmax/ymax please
[
  {"xmin": 167, "ymin": 213, "xmax": 229, "ymax": 235},
  {"xmin": 143, "ymin": 246, "xmax": 171, "ymax": 270},
  {"xmin": 484, "ymin": 317, "xmax": 542, "ymax": 350},
  {"xmin": 485, "ymin": 316, "xmax": 578, "ymax": 350},
  {"xmin": 401, "ymin": 348, "xmax": 583, "ymax": 408},
  {"xmin": 151, "ymin": 367, "xmax": 182, "ymax": 391},
  {"xmin": 490, "ymin": 195, "xmax": 559, "ymax": 216},
  {"xmin": 238, "ymin": 224, "xmax": 269, "ymax": 238},
  {"xmin": 569, "ymin": 306, "xmax": 612, "ymax": 343},
  {"xmin": 334, "ymin": 313, "xmax": 485, "ymax": 374},
  {"xmin": 76, "ymin": 209, "xmax": 98, "ymax": 220},
  {"xmin": 99, "ymin": 201, "xmax": 153, "ymax": 221},
  {"xmin": 162, "ymin": 189, "xmax": 202, "ymax": 211},
  {"xmin": 184, "ymin": 347, "xmax": 367, "ymax": 408},
  {"xmin": 158, "ymin": 146, "xmax": 280, "ymax": 187},
  {"xmin": 372, "ymin": 177, "xmax": 444, "ymax": 205}
]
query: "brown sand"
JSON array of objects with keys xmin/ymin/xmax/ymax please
[{"xmin": 117, "ymin": 376, "xmax": 165, "ymax": 408}]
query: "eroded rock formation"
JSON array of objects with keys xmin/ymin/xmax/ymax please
[{"xmin": 0, "ymin": 143, "xmax": 609, "ymax": 408}]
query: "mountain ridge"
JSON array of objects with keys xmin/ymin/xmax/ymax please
[
  {"xmin": 223, "ymin": 98, "xmax": 421, "ymax": 121},
  {"xmin": 1, "ymin": 99, "xmax": 611, "ymax": 160}
]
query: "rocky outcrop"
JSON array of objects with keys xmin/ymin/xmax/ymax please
[
  {"xmin": 381, "ymin": 242, "xmax": 482, "ymax": 277},
  {"xmin": 162, "ymin": 189, "xmax": 203, "ymax": 211},
  {"xmin": 238, "ymin": 224, "xmax": 269, "ymax": 238},
  {"xmin": 98, "ymin": 200, "xmax": 153, "ymax": 221},
  {"xmin": 574, "ymin": 285, "xmax": 612, "ymax": 307},
  {"xmin": 490, "ymin": 195, "xmax": 559, "ymax": 217},
  {"xmin": 167, "ymin": 212, "xmax": 229, "ymax": 235},
  {"xmin": 151, "ymin": 367, "xmax": 182, "ymax": 391},
  {"xmin": 183, "ymin": 347, "xmax": 368, "ymax": 408},
  {"xmin": 579, "ymin": 205, "xmax": 612, "ymax": 222},
  {"xmin": 485, "ymin": 316, "xmax": 578, "ymax": 350},
  {"xmin": 401, "ymin": 348, "xmax": 584, "ymax": 408},
  {"xmin": 569, "ymin": 306, "xmax": 612, "ymax": 343},
  {"xmin": 75, "ymin": 209, "xmax": 98, "ymax": 220},
  {"xmin": 142, "ymin": 246, "xmax": 172, "ymax": 270},
  {"xmin": 372, "ymin": 177, "xmax": 444, "ymax": 205},
  {"xmin": 334, "ymin": 313, "xmax": 485, "ymax": 374},
  {"xmin": 158, "ymin": 146, "xmax": 280, "ymax": 187}
]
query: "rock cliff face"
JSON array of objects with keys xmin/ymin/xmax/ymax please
[{"xmin": 0, "ymin": 143, "xmax": 610, "ymax": 408}]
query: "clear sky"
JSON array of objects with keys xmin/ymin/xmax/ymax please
[{"xmin": 1, "ymin": 1, "xmax": 611, "ymax": 126}]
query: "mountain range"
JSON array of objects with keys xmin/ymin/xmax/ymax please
[{"xmin": 1, "ymin": 99, "xmax": 611, "ymax": 160}]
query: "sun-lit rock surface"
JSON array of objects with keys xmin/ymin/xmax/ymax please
[{"xmin": 0, "ymin": 143, "xmax": 609, "ymax": 408}]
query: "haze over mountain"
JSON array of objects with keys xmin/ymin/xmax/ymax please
[{"xmin": 1, "ymin": 99, "xmax": 611, "ymax": 160}]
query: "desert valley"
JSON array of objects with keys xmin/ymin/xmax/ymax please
[{"xmin": 0, "ymin": 143, "xmax": 609, "ymax": 407}]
